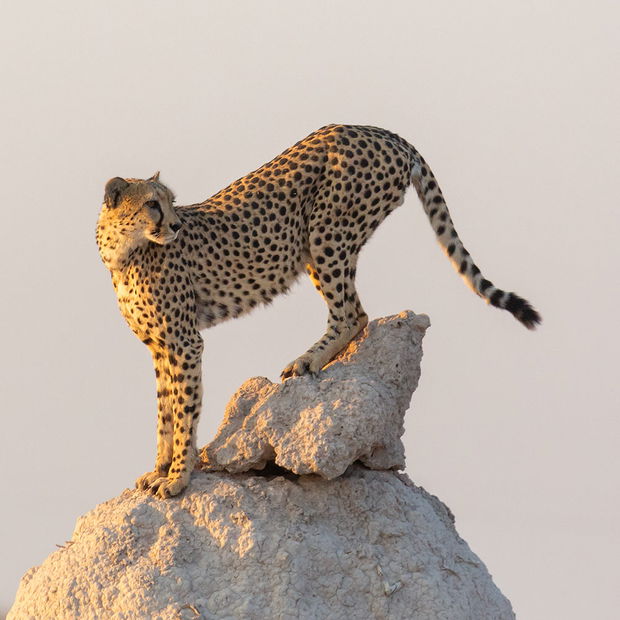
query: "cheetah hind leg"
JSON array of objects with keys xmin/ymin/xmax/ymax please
[
  {"xmin": 280, "ymin": 314, "xmax": 367, "ymax": 379},
  {"xmin": 280, "ymin": 262, "xmax": 368, "ymax": 379}
]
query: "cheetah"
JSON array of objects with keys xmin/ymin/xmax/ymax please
[{"xmin": 96, "ymin": 124, "xmax": 541, "ymax": 498}]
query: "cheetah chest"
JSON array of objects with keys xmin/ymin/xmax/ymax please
[{"xmin": 112, "ymin": 276, "xmax": 155, "ymax": 341}]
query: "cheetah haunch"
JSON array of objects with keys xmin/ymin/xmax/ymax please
[{"xmin": 96, "ymin": 124, "xmax": 541, "ymax": 498}]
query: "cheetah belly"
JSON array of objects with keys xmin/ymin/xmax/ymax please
[
  {"xmin": 195, "ymin": 299, "xmax": 216, "ymax": 331},
  {"xmin": 193, "ymin": 252, "xmax": 307, "ymax": 331}
]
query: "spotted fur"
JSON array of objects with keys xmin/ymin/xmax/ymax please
[{"xmin": 96, "ymin": 124, "xmax": 541, "ymax": 498}]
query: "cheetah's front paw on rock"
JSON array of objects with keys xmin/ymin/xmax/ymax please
[
  {"xmin": 135, "ymin": 471, "xmax": 189, "ymax": 498},
  {"xmin": 135, "ymin": 470, "xmax": 163, "ymax": 492},
  {"xmin": 150, "ymin": 476, "xmax": 189, "ymax": 499}
]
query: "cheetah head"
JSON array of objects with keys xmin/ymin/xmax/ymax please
[
  {"xmin": 97, "ymin": 173, "xmax": 183, "ymax": 270},
  {"xmin": 101, "ymin": 172, "xmax": 182, "ymax": 245}
]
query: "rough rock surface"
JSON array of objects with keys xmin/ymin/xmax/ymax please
[
  {"xmin": 201, "ymin": 311, "xmax": 430, "ymax": 478},
  {"xmin": 8, "ymin": 467, "xmax": 514, "ymax": 620}
]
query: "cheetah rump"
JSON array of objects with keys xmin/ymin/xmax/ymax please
[{"xmin": 96, "ymin": 124, "xmax": 541, "ymax": 497}]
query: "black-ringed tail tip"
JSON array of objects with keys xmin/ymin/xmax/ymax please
[{"xmin": 492, "ymin": 289, "xmax": 542, "ymax": 330}]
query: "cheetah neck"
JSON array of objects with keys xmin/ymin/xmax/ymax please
[{"xmin": 96, "ymin": 219, "xmax": 146, "ymax": 272}]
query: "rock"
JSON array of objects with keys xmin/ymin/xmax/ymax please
[
  {"xmin": 8, "ymin": 466, "xmax": 514, "ymax": 620},
  {"xmin": 9, "ymin": 311, "xmax": 515, "ymax": 619},
  {"xmin": 201, "ymin": 311, "xmax": 431, "ymax": 478}
]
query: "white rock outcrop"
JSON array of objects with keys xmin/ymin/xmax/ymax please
[
  {"xmin": 9, "ymin": 311, "xmax": 515, "ymax": 619},
  {"xmin": 8, "ymin": 467, "xmax": 514, "ymax": 620},
  {"xmin": 201, "ymin": 311, "xmax": 430, "ymax": 478}
]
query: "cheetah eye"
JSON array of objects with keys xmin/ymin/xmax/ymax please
[{"xmin": 144, "ymin": 200, "xmax": 161, "ymax": 210}]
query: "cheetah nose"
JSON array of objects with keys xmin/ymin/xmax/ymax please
[{"xmin": 171, "ymin": 222, "xmax": 182, "ymax": 233}]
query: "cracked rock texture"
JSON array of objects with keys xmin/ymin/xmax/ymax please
[
  {"xmin": 8, "ymin": 467, "xmax": 514, "ymax": 620},
  {"xmin": 9, "ymin": 311, "xmax": 515, "ymax": 619},
  {"xmin": 201, "ymin": 311, "xmax": 430, "ymax": 478}
]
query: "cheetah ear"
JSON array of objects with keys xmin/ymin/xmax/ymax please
[
  {"xmin": 148, "ymin": 171, "xmax": 160, "ymax": 183},
  {"xmin": 104, "ymin": 177, "xmax": 129, "ymax": 209}
]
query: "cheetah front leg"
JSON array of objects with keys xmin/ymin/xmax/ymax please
[
  {"xmin": 138, "ymin": 333, "xmax": 204, "ymax": 498},
  {"xmin": 135, "ymin": 349, "xmax": 174, "ymax": 491}
]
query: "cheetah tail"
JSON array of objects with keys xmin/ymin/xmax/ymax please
[{"xmin": 410, "ymin": 155, "xmax": 542, "ymax": 329}]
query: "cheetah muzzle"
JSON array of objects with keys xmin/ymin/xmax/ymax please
[{"xmin": 96, "ymin": 124, "xmax": 541, "ymax": 498}]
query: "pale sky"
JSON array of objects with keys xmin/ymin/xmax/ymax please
[{"xmin": 1, "ymin": 1, "xmax": 618, "ymax": 618}]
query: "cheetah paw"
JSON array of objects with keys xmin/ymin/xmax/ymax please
[
  {"xmin": 150, "ymin": 476, "xmax": 188, "ymax": 499},
  {"xmin": 135, "ymin": 470, "xmax": 164, "ymax": 492},
  {"xmin": 280, "ymin": 355, "xmax": 322, "ymax": 380},
  {"xmin": 281, "ymin": 358, "xmax": 309, "ymax": 380}
]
